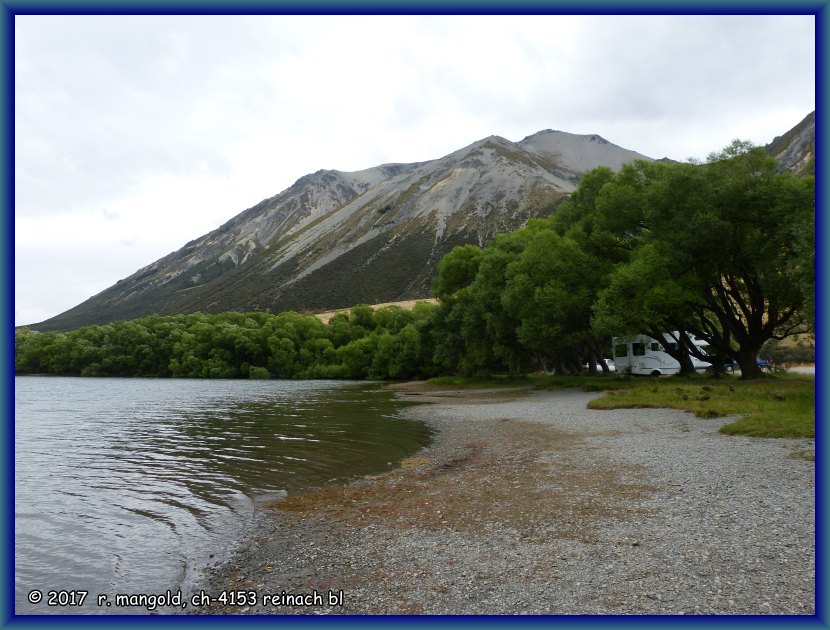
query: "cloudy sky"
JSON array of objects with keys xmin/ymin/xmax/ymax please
[{"xmin": 14, "ymin": 14, "xmax": 815, "ymax": 326}]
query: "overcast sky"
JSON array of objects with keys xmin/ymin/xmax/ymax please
[{"xmin": 14, "ymin": 14, "xmax": 815, "ymax": 326}]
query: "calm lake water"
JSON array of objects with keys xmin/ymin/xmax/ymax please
[{"xmin": 14, "ymin": 377, "xmax": 431, "ymax": 615}]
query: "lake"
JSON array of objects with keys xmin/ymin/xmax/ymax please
[{"xmin": 14, "ymin": 377, "xmax": 431, "ymax": 615}]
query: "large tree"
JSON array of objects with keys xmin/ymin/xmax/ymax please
[
  {"xmin": 502, "ymin": 221, "xmax": 612, "ymax": 374},
  {"xmin": 567, "ymin": 142, "xmax": 813, "ymax": 378}
]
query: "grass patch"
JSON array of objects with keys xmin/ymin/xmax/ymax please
[
  {"xmin": 788, "ymin": 447, "xmax": 815, "ymax": 462},
  {"xmin": 586, "ymin": 375, "xmax": 814, "ymax": 439},
  {"xmin": 427, "ymin": 372, "xmax": 815, "ymax": 439},
  {"xmin": 527, "ymin": 372, "xmax": 637, "ymax": 392}
]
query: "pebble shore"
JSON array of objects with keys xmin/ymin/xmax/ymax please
[{"xmin": 190, "ymin": 385, "xmax": 815, "ymax": 616}]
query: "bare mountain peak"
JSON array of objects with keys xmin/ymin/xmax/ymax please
[
  {"xmin": 477, "ymin": 134, "xmax": 513, "ymax": 145},
  {"xmin": 518, "ymin": 128, "xmax": 652, "ymax": 174},
  {"xmin": 519, "ymin": 128, "xmax": 561, "ymax": 140},
  {"xmin": 588, "ymin": 133, "xmax": 610, "ymax": 144},
  {"xmin": 434, "ymin": 134, "xmax": 515, "ymax": 162},
  {"xmin": 519, "ymin": 128, "xmax": 608, "ymax": 143}
]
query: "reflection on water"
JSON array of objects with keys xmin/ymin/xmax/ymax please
[{"xmin": 15, "ymin": 377, "xmax": 431, "ymax": 615}]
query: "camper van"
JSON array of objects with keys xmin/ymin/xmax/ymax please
[{"xmin": 612, "ymin": 332, "xmax": 711, "ymax": 376}]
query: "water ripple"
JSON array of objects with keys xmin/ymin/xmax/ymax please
[{"xmin": 15, "ymin": 377, "xmax": 431, "ymax": 615}]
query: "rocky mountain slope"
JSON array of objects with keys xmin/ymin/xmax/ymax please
[
  {"xmin": 764, "ymin": 111, "xmax": 815, "ymax": 177},
  {"xmin": 30, "ymin": 113, "xmax": 813, "ymax": 332},
  {"xmin": 31, "ymin": 130, "xmax": 651, "ymax": 330}
]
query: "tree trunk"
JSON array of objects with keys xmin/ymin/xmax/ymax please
[
  {"xmin": 533, "ymin": 352, "xmax": 550, "ymax": 373},
  {"xmin": 586, "ymin": 357, "xmax": 598, "ymax": 375},
  {"xmin": 677, "ymin": 349, "xmax": 697, "ymax": 376},
  {"xmin": 648, "ymin": 329, "xmax": 697, "ymax": 376},
  {"xmin": 708, "ymin": 352, "xmax": 728, "ymax": 377},
  {"xmin": 737, "ymin": 347, "xmax": 763, "ymax": 379}
]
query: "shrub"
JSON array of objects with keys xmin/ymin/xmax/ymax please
[{"xmin": 248, "ymin": 366, "xmax": 272, "ymax": 379}]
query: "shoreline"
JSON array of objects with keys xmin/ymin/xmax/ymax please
[{"xmin": 190, "ymin": 383, "xmax": 814, "ymax": 615}]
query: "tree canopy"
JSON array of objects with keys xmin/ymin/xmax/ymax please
[
  {"xmin": 579, "ymin": 143, "xmax": 814, "ymax": 376},
  {"xmin": 15, "ymin": 305, "xmax": 442, "ymax": 380},
  {"xmin": 427, "ymin": 141, "xmax": 814, "ymax": 378}
]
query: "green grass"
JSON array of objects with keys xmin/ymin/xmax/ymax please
[
  {"xmin": 429, "ymin": 372, "xmax": 815, "ymax": 439},
  {"xmin": 527, "ymin": 373, "xmax": 637, "ymax": 392},
  {"xmin": 585, "ymin": 375, "xmax": 814, "ymax": 438},
  {"xmin": 788, "ymin": 447, "xmax": 815, "ymax": 462}
]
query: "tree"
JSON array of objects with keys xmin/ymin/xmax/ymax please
[
  {"xmin": 787, "ymin": 189, "xmax": 815, "ymax": 329},
  {"xmin": 336, "ymin": 335, "xmax": 378, "ymax": 378},
  {"xmin": 433, "ymin": 245, "xmax": 485, "ymax": 300},
  {"xmin": 502, "ymin": 223, "xmax": 611, "ymax": 373},
  {"xmin": 571, "ymin": 143, "xmax": 813, "ymax": 378},
  {"xmin": 592, "ymin": 243, "xmax": 703, "ymax": 375}
]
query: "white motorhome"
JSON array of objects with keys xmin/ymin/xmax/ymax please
[{"xmin": 612, "ymin": 332, "xmax": 711, "ymax": 376}]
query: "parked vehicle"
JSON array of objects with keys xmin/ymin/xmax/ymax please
[
  {"xmin": 705, "ymin": 357, "xmax": 738, "ymax": 374},
  {"xmin": 582, "ymin": 358, "xmax": 616, "ymax": 373},
  {"xmin": 756, "ymin": 357, "xmax": 773, "ymax": 371},
  {"xmin": 704, "ymin": 356, "xmax": 773, "ymax": 373},
  {"xmin": 612, "ymin": 332, "xmax": 710, "ymax": 376}
]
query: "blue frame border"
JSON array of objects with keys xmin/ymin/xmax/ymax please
[{"xmin": 4, "ymin": 2, "xmax": 825, "ymax": 629}]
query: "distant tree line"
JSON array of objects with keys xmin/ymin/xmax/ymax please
[
  {"xmin": 15, "ymin": 305, "xmax": 443, "ymax": 380},
  {"xmin": 16, "ymin": 142, "xmax": 813, "ymax": 381}
]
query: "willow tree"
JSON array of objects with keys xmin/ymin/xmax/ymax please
[
  {"xmin": 501, "ymin": 222, "xmax": 612, "ymax": 374},
  {"xmin": 562, "ymin": 141, "xmax": 814, "ymax": 378}
]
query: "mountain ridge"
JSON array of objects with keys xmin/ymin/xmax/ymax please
[{"xmin": 29, "ymin": 115, "xmax": 814, "ymax": 332}]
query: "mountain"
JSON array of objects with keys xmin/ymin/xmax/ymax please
[
  {"xmin": 33, "ymin": 111, "xmax": 814, "ymax": 332},
  {"xmin": 764, "ymin": 111, "xmax": 815, "ymax": 177},
  {"xmin": 31, "ymin": 130, "xmax": 653, "ymax": 331}
]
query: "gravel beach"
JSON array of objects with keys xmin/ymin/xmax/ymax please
[{"xmin": 191, "ymin": 384, "xmax": 815, "ymax": 616}]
